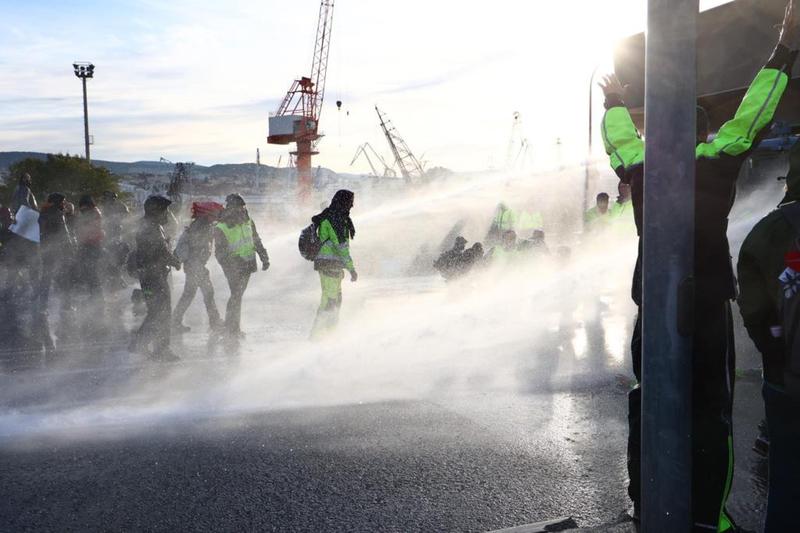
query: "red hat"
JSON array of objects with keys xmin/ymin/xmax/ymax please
[{"xmin": 191, "ymin": 201, "xmax": 224, "ymax": 220}]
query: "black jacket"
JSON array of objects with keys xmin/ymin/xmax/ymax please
[{"xmin": 135, "ymin": 217, "xmax": 180, "ymax": 276}]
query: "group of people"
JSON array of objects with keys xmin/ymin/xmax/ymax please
[
  {"xmin": 598, "ymin": 2, "xmax": 799, "ymax": 530},
  {"xmin": 0, "ymin": 174, "xmax": 132, "ymax": 356},
  {"xmin": 0, "ymin": 178, "xmax": 359, "ymax": 362}
]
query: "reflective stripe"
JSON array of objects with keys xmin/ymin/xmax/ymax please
[
  {"xmin": 602, "ymin": 106, "xmax": 644, "ymax": 171},
  {"xmin": 217, "ymin": 222, "xmax": 255, "ymax": 259}
]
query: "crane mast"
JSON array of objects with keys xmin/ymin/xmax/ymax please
[
  {"xmin": 375, "ymin": 106, "xmax": 425, "ymax": 183},
  {"xmin": 267, "ymin": 1, "xmax": 335, "ymax": 202}
]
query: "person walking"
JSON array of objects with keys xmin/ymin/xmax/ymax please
[
  {"xmin": 214, "ymin": 194, "xmax": 269, "ymax": 338},
  {"xmin": 131, "ymin": 195, "xmax": 181, "ymax": 361},
  {"xmin": 172, "ymin": 201, "xmax": 224, "ymax": 333},
  {"xmin": 598, "ymin": 2, "xmax": 798, "ymax": 529},
  {"xmin": 310, "ymin": 190, "xmax": 357, "ymax": 338}
]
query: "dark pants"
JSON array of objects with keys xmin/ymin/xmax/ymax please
[
  {"xmin": 222, "ymin": 266, "xmax": 250, "ymax": 333},
  {"xmin": 628, "ymin": 298, "xmax": 736, "ymax": 531},
  {"xmin": 135, "ymin": 271, "xmax": 172, "ymax": 355},
  {"xmin": 78, "ymin": 244, "xmax": 104, "ymax": 297},
  {"xmin": 173, "ymin": 263, "xmax": 220, "ymax": 327},
  {"xmin": 762, "ymin": 382, "xmax": 800, "ymax": 533}
]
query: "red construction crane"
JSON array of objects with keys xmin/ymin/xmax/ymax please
[{"xmin": 267, "ymin": 0, "xmax": 335, "ymax": 202}]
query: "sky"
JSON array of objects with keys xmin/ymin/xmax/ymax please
[{"xmin": 0, "ymin": 0, "xmax": 734, "ymax": 173}]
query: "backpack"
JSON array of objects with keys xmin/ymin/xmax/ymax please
[
  {"xmin": 777, "ymin": 202, "xmax": 800, "ymax": 399},
  {"xmin": 298, "ymin": 223, "xmax": 322, "ymax": 261}
]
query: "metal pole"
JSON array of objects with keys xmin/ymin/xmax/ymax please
[
  {"xmin": 642, "ymin": 0, "xmax": 697, "ymax": 530},
  {"xmin": 82, "ymin": 76, "xmax": 91, "ymax": 163}
]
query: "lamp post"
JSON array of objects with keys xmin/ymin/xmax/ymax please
[{"xmin": 73, "ymin": 62, "xmax": 95, "ymax": 163}]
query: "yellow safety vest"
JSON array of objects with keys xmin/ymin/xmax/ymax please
[{"xmin": 217, "ymin": 221, "xmax": 255, "ymax": 259}]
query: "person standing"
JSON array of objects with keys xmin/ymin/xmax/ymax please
[
  {"xmin": 37, "ymin": 193, "xmax": 76, "ymax": 357},
  {"xmin": 598, "ymin": 3, "xmax": 798, "ymax": 529},
  {"xmin": 100, "ymin": 190, "xmax": 130, "ymax": 290},
  {"xmin": 74, "ymin": 195, "xmax": 105, "ymax": 301},
  {"xmin": 172, "ymin": 201, "xmax": 224, "ymax": 333},
  {"xmin": 737, "ymin": 140, "xmax": 800, "ymax": 532},
  {"xmin": 214, "ymin": 194, "xmax": 269, "ymax": 338},
  {"xmin": 131, "ymin": 195, "xmax": 181, "ymax": 361},
  {"xmin": 10, "ymin": 173, "xmax": 37, "ymax": 214},
  {"xmin": 311, "ymin": 190, "xmax": 357, "ymax": 338}
]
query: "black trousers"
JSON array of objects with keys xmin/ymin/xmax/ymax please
[
  {"xmin": 222, "ymin": 266, "xmax": 250, "ymax": 333},
  {"xmin": 628, "ymin": 298, "xmax": 735, "ymax": 531},
  {"xmin": 136, "ymin": 271, "xmax": 172, "ymax": 355}
]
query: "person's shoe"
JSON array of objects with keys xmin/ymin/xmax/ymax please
[{"xmin": 173, "ymin": 323, "xmax": 191, "ymax": 334}]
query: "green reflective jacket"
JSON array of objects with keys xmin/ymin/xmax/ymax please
[{"xmin": 315, "ymin": 218, "xmax": 354, "ymax": 273}]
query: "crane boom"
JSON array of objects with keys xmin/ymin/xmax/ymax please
[
  {"xmin": 311, "ymin": 0, "xmax": 334, "ymax": 122},
  {"xmin": 375, "ymin": 106, "xmax": 424, "ymax": 182}
]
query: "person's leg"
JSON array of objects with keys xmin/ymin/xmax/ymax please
[
  {"xmin": 172, "ymin": 267, "xmax": 200, "ymax": 327},
  {"xmin": 196, "ymin": 265, "xmax": 221, "ymax": 328},
  {"xmin": 763, "ymin": 383, "xmax": 800, "ymax": 533},
  {"xmin": 627, "ymin": 311, "xmax": 642, "ymax": 518},
  {"xmin": 311, "ymin": 271, "xmax": 344, "ymax": 338},
  {"xmin": 35, "ymin": 268, "xmax": 56, "ymax": 354},
  {"xmin": 151, "ymin": 274, "xmax": 173, "ymax": 356},
  {"xmin": 691, "ymin": 299, "xmax": 736, "ymax": 532},
  {"xmin": 224, "ymin": 268, "xmax": 248, "ymax": 334},
  {"xmin": 135, "ymin": 274, "xmax": 159, "ymax": 353}
]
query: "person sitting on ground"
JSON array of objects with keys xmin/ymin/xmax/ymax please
[
  {"xmin": 489, "ymin": 230, "xmax": 519, "ymax": 263},
  {"xmin": 584, "ymin": 192, "xmax": 611, "ymax": 232},
  {"xmin": 433, "ymin": 236, "xmax": 467, "ymax": 280}
]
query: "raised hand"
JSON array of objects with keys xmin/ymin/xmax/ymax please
[{"xmin": 598, "ymin": 74, "xmax": 627, "ymax": 100}]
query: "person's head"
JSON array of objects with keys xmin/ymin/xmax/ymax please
[
  {"xmin": 20, "ymin": 173, "xmax": 31, "ymax": 187},
  {"xmin": 143, "ymin": 195, "xmax": 172, "ymax": 224},
  {"xmin": 78, "ymin": 195, "xmax": 95, "ymax": 211},
  {"xmin": 191, "ymin": 201, "xmax": 224, "ymax": 221},
  {"xmin": 696, "ymin": 105, "xmax": 710, "ymax": 144},
  {"xmin": 46, "ymin": 192, "xmax": 66, "ymax": 211},
  {"xmin": 502, "ymin": 230, "xmax": 517, "ymax": 249},
  {"xmin": 467, "ymin": 242, "xmax": 484, "ymax": 258},
  {"xmin": 617, "ymin": 182, "xmax": 631, "ymax": 202},
  {"xmin": 596, "ymin": 192, "xmax": 610, "ymax": 213},
  {"xmin": 454, "ymin": 236, "xmax": 467, "ymax": 251},
  {"xmin": 102, "ymin": 190, "xmax": 118, "ymax": 202},
  {"xmin": 225, "ymin": 193, "xmax": 246, "ymax": 211},
  {"xmin": 531, "ymin": 229, "xmax": 545, "ymax": 244},
  {"xmin": 63, "ymin": 201, "xmax": 75, "ymax": 217},
  {"xmin": 330, "ymin": 189, "xmax": 355, "ymax": 213}
]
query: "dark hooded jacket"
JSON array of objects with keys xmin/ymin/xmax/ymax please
[{"xmin": 39, "ymin": 193, "xmax": 75, "ymax": 263}]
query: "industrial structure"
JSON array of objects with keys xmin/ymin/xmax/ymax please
[
  {"xmin": 72, "ymin": 61, "xmax": 95, "ymax": 163},
  {"xmin": 375, "ymin": 106, "xmax": 425, "ymax": 183},
  {"xmin": 350, "ymin": 142, "xmax": 396, "ymax": 178},
  {"xmin": 506, "ymin": 112, "xmax": 531, "ymax": 172},
  {"xmin": 267, "ymin": 0, "xmax": 335, "ymax": 201}
]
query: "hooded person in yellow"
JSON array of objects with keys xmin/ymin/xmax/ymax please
[
  {"xmin": 214, "ymin": 194, "xmax": 269, "ymax": 338},
  {"xmin": 311, "ymin": 190, "xmax": 357, "ymax": 337}
]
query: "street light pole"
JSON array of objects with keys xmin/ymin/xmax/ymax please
[
  {"xmin": 73, "ymin": 62, "xmax": 95, "ymax": 163},
  {"xmin": 642, "ymin": 0, "xmax": 697, "ymax": 531}
]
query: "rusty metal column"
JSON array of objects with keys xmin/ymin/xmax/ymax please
[{"xmin": 642, "ymin": 0, "xmax": 697, "ymax": 530}]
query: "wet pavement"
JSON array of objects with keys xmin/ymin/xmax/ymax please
[{"xmin": 0, "ymin": 266, "xmax": 772, "ymax": 532}]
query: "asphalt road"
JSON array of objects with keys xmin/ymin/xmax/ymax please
[{"xmin": 0, "ymin": 271, "xmax": 772, "ymax": 532}]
